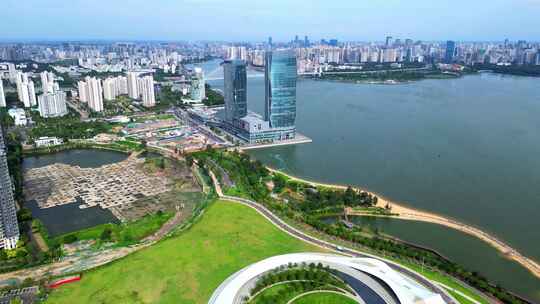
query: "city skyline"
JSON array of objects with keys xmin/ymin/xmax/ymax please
[{"xmin": 2, "ymin": 0, "xmax": 540, "ymax": 42}]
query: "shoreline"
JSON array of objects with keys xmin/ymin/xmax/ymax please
[{"xmin": 266, "ymin": 167, "xmax": 540, "ymax": 280}]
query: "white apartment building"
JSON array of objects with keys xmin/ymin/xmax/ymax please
[
  {"xmin": 127, "ymin": 72, "xmax": 139, "ymax": 99},
  {"xmin": 40, "ymin": 71, "xmax": 55, "ymax": 94},
  {"xmin": 15, "ymin": 72, "xmax": 32, "ymax": 107},
  {"xmin": 139, "ymin": 75, "xmax": 155, "ymax": 107},
  {"xmin": 78, "ymin": 77, "xmax": 103, "ymax": 112},
  {"xmin": 0, "ymin": 80, "xmax": 5, "ymax": 107},
  {"xmin": 38, "ymin": 91, "xmax": 68, "ymax": 118}
]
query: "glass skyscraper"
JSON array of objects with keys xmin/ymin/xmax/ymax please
[
  {"xmin": 223, "ymin": 60, "xmax": 247, "ymax": 123},
  {"xmin": 264, "ymin": 49, "xmax": 297, "ymax": 129},
  {"xmin": 445, "ymin": 40, "xmax": 456, "ymax": 63}
]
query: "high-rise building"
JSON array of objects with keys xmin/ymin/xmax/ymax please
[
  {"xmin": 28, "ymin": 80, "xmax": 37, "ymax": 107},
  {"xmin": 264, "ymin": 49, "xmax": 297, "ymax": 129},
  {"xmin": 7, "ymin": 63, "xmax": 16, "ymax": 83},
  {"xmin": 445, "ymin": 40, "xmax": 456, "ymax": 63},
  {"xmin": 86, "ymin": 77, "xmax": 103, "ymax": 112},
  {"xmin": 139, "ymin": 75, "xmax": 156, "ymax": 107},
  {"xmin": 386, "ymin": 36, "xmax": 393, "ymax": 47},
  {"xmin": 78, "ymin": 81, "xmax": 88, "ymax": 103},
  {"xmin": 0, "ymin": 80, "xmax": 5, "ymax": 107},
  {"xmin": 15, "ymin": 72, "xmax": 32, "ymax": 108},
  {"xmin": 127, "ymin": 72, "xmax": 139, "ymax": 99},
  {"xmin": 223, "ymin": 60, "xmax": 247, "ymax": 123},
  {"xmin": 40, "ymin": 71, "xmax": 55, "ymax": 94},
  {"xmin": 190, "ymin": 67, "xmax": 205, "ymax": 101},
  {"xmin": 38, "ymin": 91, "xmax": 68, "ymax": 118},
  {"xmin": 0, "ymin": 129, "xmax": 19, "ymax": 250}
]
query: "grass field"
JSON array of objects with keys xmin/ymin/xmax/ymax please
[
  {"xmin": 46, "ymin": 201, "xmax": 322, "ymax": 304},
  {"xmin": 292, "ymin": 292, "xmax": 357, "ymax": 304}
]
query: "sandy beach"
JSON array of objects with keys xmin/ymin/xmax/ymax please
[{"xmin": 267, "ymin": 167, "xmax": 540, "ymax": 280}]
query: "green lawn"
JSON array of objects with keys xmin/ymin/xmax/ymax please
[
  {"xmin": 292, "ymin": 292, "xmax": 357, "ymax": 304},
  {"xmin": 46, "ymin": 201, "xmax": 322, "ymax": 304}
]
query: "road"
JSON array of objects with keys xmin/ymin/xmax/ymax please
[{"xmin": 208, "ymin": 170, "xmax": 465, "ymax": 304}]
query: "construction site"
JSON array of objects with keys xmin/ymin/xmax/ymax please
[{"xmin": 23, "ymin": 152, "xmax": 203, "ymax": 222}]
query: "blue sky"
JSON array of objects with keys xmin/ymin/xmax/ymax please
[{"xmin": 2, "ymin": 0, "xmax": 539, "ymax": 42}]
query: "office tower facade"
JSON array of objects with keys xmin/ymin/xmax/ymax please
[
  {"xmin": 38, "ymin": 91, "xmax": 68, "ymax": 118},
  {"xmin": 445, "ymin": 40, "xmax": 456, "ymax": 63},
  {"xmin": 0, "ymin": 129, "xmax": 19, "ymax": 250},
  {"xmin": 190, "ymin": 67, "xmax": 205, "ymax": 101},
  {"xmin": 139, "ymin": 75, "xmax": 156, "ymax": 107},
  {"xmin": 127, "ymin": 72, "xmax": 139, "ymax": 99},
  {"xmin": 264, "ymin": 49, "xmax": 297, "ymax": 128},
  {"xmin": 223, "ymin": 60, "xmax": 247, "ymax": 123},
  {"xmin": 0, "ymin": 80, "xmax": 5, "ymax": 107}
]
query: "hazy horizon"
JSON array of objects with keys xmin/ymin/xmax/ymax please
[{"xmin": 2, "ymin": 0, "xmax": 540, "ymax": 42}]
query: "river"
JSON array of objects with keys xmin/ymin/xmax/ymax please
[
  {"xmin": 197, "ymin": 59, "xmax": 540, "ymax": 301},
  {"xmin": 23, "ymin": 149, "xmax": 126, "ymax": 237}
]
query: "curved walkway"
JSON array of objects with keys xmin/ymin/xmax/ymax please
[
  {"xmin": 267, "ymin": 167, "xmax": 540, "ymax": 280},
  {"xmin": 286, "ymin": 290, "xmax": 361, "ymax": 304},
  {"xmin": 208, "ymin": 171, "xmax": 460, "ymax": 304}
]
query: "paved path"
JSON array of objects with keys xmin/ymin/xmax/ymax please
[{"xmin": 208, "ymin": 170, "xmax": 462, "ymax": 304}]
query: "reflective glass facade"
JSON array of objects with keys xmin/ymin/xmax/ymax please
[
  {"xmin": 265, "ymin": 50, "xmax": 297, "ymax": 128},
  {"xmin": 223, "ymin": 60, "xmax": 247, "ymax": 123}
]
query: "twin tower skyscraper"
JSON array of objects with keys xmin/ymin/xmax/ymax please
[{"xmin": 223, "ymin": 49, "xmax": 297, "ymax": 143}]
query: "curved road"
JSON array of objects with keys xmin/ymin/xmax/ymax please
[{"xmin": 209, "ymin": 171, "xmax": 464, "ymax": 304}]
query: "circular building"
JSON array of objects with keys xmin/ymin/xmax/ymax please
[{"xmin": 209, "ymin": 253, "xmax": 449, "ymax": 304}]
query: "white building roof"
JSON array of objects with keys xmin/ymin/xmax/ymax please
[{"xmin": 209, "ymin": 253, "xmax": 447, "ymax": 304}]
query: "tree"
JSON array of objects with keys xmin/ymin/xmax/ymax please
[{"xmin": 100, "ymin": 227, "xmax": 113, "ymax": 241}]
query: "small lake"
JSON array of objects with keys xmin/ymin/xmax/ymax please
[{"xmin": 23, "ymin": 149, "xmax": 127, "ymax": 237}]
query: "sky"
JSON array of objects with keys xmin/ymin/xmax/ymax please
[{"xmin": 2, "ymin": 0, "xmax": 540, "ymax": 42}]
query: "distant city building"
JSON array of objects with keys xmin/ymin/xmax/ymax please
[
  {"xmin": 0, "ymin": 80, "xmax": 5, "ymax": 107},
  {"xmin": 386, "ymin": 36, "xmax": 393, "ymax": 47},
  {"xmin": 139, "ymin": 75, "xmax": 155, "ymax": 107},
  {"xmin": 0, "ymin": 129, "xmax": 19, "ymax": 250},
  {"xmin": 38, "ymin": 91, "xmax": 68, "ymax": 118},
  {"xmin": 445, "ymin": 40, "xmax": 456, "ymax": 63},
  {"xmin": 7, "ymin": 108, "xmax": 27, "ymax": 126},
  {"xmin": 264, "ymin": 49, "xmax": 297, "ymax": 129},
  {"xmin": 223, "ymin": 60, "xmax": 247, "ymax": 123},
  {"xmin": 190, "ymin": 67, "xmax": 205, "ymax": 101}
]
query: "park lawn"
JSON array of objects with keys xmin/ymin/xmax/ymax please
[
  {"xmin": 292, "ymin": 292, "xmax": 357, "ymax": 304},
  {"xmin": 46, "ymin": 201, "xmax": 323, "ymax": 304}
]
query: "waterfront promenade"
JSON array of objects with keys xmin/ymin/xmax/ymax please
[{"xmin": 265, "ymin": 167, "xmax": 540, "ymax": 280}]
